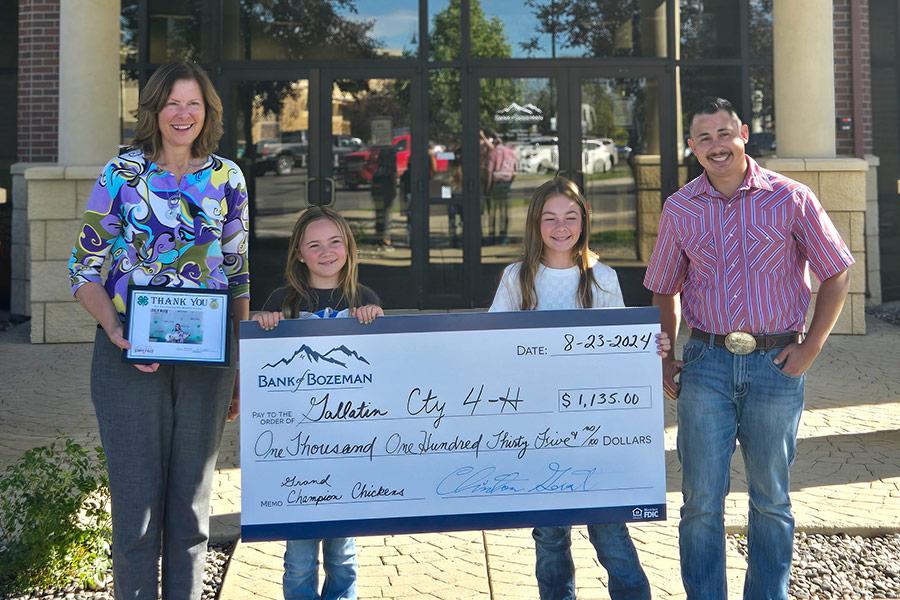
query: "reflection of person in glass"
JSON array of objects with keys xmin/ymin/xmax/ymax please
[
  {"xmin": 485, "ymin": 131, "xmax": 517, "ymax": 245},
  {"xmin": 479, "ymin": 128, "xmax": 494, "ymax": 223},
  {"xmin": 448, "ymin": 144, "xmax": 464, "ymax": 247},
  {"xmin": 371, "ymin": 145, "xmax": 397, "ymax": 249},
  {"xmin": 67, "ymin": 61, "xmax": 249, "ymax": 600}
]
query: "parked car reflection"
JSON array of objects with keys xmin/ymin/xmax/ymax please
[
  {"xmin": 254, "ymin": 132, "xmax": 364, "ymax": 176},
  {"xmin": 516, "ymin": 136, "xmax": 617, "ymax": 175}
]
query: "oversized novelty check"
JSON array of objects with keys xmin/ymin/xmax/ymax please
[{"xmin": 239, "ymin": 308, "xmax": 666, "ymax": 542}]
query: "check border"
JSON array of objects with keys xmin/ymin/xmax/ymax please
[
  {"xmin": 243, "ymin": 503, "xmax": 667, "ymax": 542},
  {"xmin": 240, "ymin": 306, "xmax": 665, "ymax": 541},
  {"xmin": 240, "ymin": 306, "xmax": 661, "ymax": 339}
]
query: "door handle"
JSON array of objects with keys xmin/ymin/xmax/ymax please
[
  {"xmin": 306, "ymin": 177, "xmax": 336, "ymax": 207},
  {"xmin": 323, "ymin": 178, "xmax": 336, "ymax": 206},
  {"xmin": 306, "ymin": 177, "xmax": 319, "ymax": 207}
]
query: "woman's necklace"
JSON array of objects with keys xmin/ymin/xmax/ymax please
[
  {"xmin": 157, "ymin": 156, "xmax": 206, "ymax": 181},
  {"xmin": 157, "ymin": 156, "xmax": 204, "ymax": 219}
]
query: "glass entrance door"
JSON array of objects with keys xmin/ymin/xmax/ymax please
[
  {"xmin": 323, "ymin": 72, "xmax": 418, "ymax": 309},
  {"xmin": 226, "ymin": 77, "xmax": 312, "ymax": 310},
  {"xmin": 569, "ymin": 70, "xmax": 674, "ymax": 304},
  {"xmin": 467, "ymin": 68, "xmax": 673, "ymax": 307},
  {"xmin": 474, "ymin": 73, "xmax": 566, "ymax": 307},
  {"xmin": 574, "ymin": 75, "xmax": 668, "ymax": 261},
  {"xmin": 224, "ymin": 71, "xmax": 422, "ymax": 310}
]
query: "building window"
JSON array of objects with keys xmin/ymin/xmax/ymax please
[
  {"xmin": 474, "ymin": 0, "xmax": 668, "ymax": 59},
  {"xmin": 749, "ymin": 0, "xmax": 773, "ymax": 60},
  {"xmin": 221, "ymin": 0, "xmax": 418, "ymax": 61},
  {"xmin": 680, "ymin": 0, "xmax": 740, "ymax": 59},
  {"xmin": 121, "ymin": 0, "xmax": 139, "ymax": 65},
  {"xmin": 148, "ymin": 0, "xmax": 208, "ymax": 63}
]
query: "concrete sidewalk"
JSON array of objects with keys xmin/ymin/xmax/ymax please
[{"xmin": 1, "ymin": 316, "xmax": 898, "ymax": 599}]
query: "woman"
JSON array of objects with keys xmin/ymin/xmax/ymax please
[{"xmin": 67, "ymin": 61, "xmax": 249, "ymax": 600}]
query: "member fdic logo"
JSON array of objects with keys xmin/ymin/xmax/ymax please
[
  {"xmin": 257, "ymin": 344, "xmax": 374, "ymax": 392},
  {"xmin": 631, "ymin": 506, "xmax": 660, "ymax": 520}
]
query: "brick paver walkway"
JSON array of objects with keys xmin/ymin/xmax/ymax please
[{"xmin": 1, "ymin": 316, "xmax": 898, "ymax": 599}]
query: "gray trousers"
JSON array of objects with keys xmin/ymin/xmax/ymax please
[{"xmin": 91, "ymin": 329, "xmax": 235, "ymax": 600}]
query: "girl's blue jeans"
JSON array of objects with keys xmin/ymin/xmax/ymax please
[
  {"xmin": 283, "ymin": 537, "xmax": 358, "ymax": 600},
  {"xmin": 533, "ymin": 523, "xmax": 650, "ymax": 600},
  {"xmin": 677, "ymin": 337, "xmax": 805, "ymax": 600}
]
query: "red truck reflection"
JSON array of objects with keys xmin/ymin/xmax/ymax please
[{"xmin": 337, "ymin": 133, "xmax": 448, "ymax": 189}]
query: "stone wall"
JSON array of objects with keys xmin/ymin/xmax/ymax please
[
  {"xmin": 759, "ymin": 157, "xmax": 868, "ymax": 335},
  {"xmin": 864, "ymin": 155, "xmax": 881, "ymax": 306},
  {"xmin": 25, "ymin": 165, "xmax": 101, "ymax": 343}
]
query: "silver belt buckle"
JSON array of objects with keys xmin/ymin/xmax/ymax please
[{"xmin": 724, "ymin": 331, "xmax": 757, "ymax": 355}]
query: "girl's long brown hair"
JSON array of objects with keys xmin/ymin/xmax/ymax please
[
  {"xmin": 281, "ymin": 207, "xmax": 361, "ymax": 317},
  {"xmin": 133, "ymin": 61, "xmax": 224, "ymax": 160},
  {"xmin": 517, "ymin": 177, "xmax": 599, "ymax": 310}
]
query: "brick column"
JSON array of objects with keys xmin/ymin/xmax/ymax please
[{"xmin": 17, "ymin": 0, "xmax": 60, "ymax": 163}]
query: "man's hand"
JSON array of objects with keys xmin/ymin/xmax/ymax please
[
  {"xmin": 662, "ymin": 356, "xmax": 683, "ymax": 400},
  {"xmin": 773, "ymin": 340, "xmax": 821, "ymax": 377}
]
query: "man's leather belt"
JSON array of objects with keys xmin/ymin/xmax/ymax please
[{"xmin": 690, "ymin": 329, "xmax": 800, "ymax": 355}]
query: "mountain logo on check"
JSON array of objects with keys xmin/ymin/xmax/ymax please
[{"xmin": 262, "ymin": 344, "xmax": 371, "ymax": 370}]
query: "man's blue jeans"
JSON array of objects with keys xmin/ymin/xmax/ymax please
[
  {"xmin": 677, "ymin": 337, "xmax": 805, "ymax": 600},
  {"xmin": 283, "ymin": 537, "xmax": 357, "ymax": 600},
  {"xmin": 533, "ymin": 523, "xmax": 650, "ymax": 600}
]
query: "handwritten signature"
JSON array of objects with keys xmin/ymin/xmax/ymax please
[{"xmin": 435, "ymin": 462, "xmax": 598, "ymax": 497}]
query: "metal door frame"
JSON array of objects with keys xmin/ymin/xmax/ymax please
[
  {"xmin": 220, "ymin": 66, "xmax": 426, "ymax": 306},
  {"xmin": 466, "ymin": 65, "xmax": 676, "ymax": 305}
]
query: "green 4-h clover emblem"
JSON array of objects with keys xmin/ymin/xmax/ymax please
[
  {"xmin": 210, "ymin": 299, "xmax": 220, "ymax": 309},
  {"xmin": 137, "ymin": 295, "xmax": 149, "ymax": 306}
]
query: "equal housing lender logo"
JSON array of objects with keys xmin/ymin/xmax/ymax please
[{"xmin": 256, "ymin": 343, "xmax": 374, "ymax": 391}]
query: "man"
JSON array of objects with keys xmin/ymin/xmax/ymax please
[{"xmin": 644, "ymin": 97, "xmax": 853, "ymax": 600}]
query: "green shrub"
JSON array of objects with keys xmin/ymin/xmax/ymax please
[{"xmin": 0, "ymin": 436, "xmax": 112, "ymax": 596}]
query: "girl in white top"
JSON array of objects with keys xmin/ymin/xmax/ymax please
[{"xmin": 489, "ymin": 177, "xmax": 667, "ymax": 600}]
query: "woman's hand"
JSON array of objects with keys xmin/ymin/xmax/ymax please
[
  {"xmin": 227, "ymin": 371, "xmax": 240, "ymax": 422},
  {"xmin": 351, "ymin": 305, "xmax": 384, "ymax": 324},
  {"xmin": 105, "ymin": 323, "xmax": 159, "ymax": 373},
  {"xmin": 654, "ymin": 331, "xmax": 671, "ymax": 359},
  {"xmin": 252, "ymin": 311, "xmax": 283, "ymax": 331}
]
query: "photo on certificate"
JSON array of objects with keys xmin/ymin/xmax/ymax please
[
  {"xmin": 149, "ymin": 308, "xmax": 204, "ymax": 344},
  {"xmin": 124, "ymin": 286, "xmax": 230, "ymax": 366}
]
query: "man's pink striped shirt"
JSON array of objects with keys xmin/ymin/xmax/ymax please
[{"xmin": 643, "ymin": 157, "xmax": 854, "ymax": 335}]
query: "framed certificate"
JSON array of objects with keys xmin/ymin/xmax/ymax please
[{"xmin": 123, "ymin": 286, "xmax": 231, "ymax": 366}]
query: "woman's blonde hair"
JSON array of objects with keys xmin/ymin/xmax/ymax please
[
  {"xmin": 281, "ymin": 207, "xmax": 361, "ymax": 317},
  {"xmin": 132, "ymin": 61, "xmax": 223, "ymax": 160},
  {"xmin": 517, "ymin": 176, "xmax": 599, "ymax": 310}
]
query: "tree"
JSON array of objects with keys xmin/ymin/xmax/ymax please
[
  {"xmin": 520, "ymin": 0, "xmax": 567, "ymax": 58},
  {"xmin": 233, "ymin": 1, "xmax": 383, "ymax": 158},
  {"xmin": 237, "ymin": 0, "xmax": 380, "ymax": 61},
  {"xmin": 428, "ymin": 0, "xmax": 517, "ymax": 142}
]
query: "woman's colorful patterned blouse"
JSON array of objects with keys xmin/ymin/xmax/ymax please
[{"xmin": 68, "ymin": 149, "xmax": 250, "ymax": 315}]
